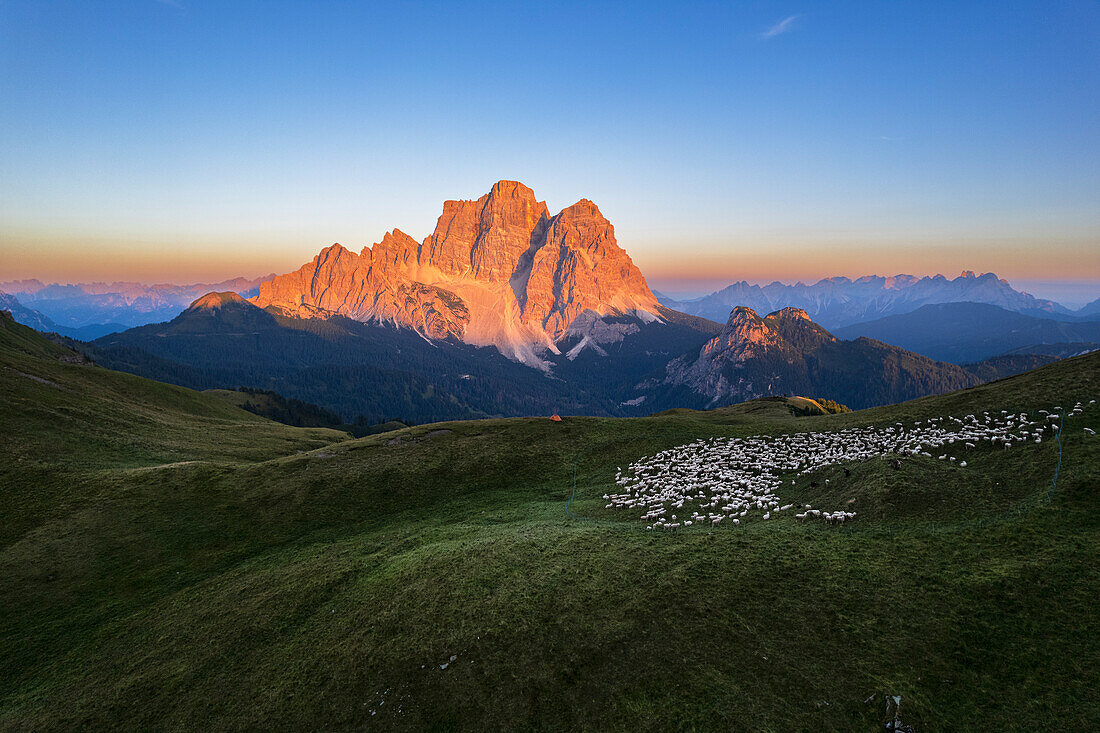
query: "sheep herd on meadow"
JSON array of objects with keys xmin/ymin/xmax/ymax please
[{"xmin": 605, "ymin": 400, "xmax": 1096, "ymax": 530}]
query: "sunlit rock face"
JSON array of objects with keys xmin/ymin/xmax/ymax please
[
  {"xmin": 662, "ymin": 305, "xmax": 978, "ymax": 409},
  {"xmin": 666, "ymin": 307, "xmax": 815, "ymax": 400},
  {"xmin": 424, "ymin": 180, "xmax": 550, "ymax": 284},
  {"xmin": 251, "ymin": 180, "xmax": 662, "ymax": 366},
  {"xmin": 688, "ymin": 306, "xmax": 835, "ymax": 368}
]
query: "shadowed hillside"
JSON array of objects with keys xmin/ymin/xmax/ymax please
[
  {"xmin": 656, "ymin": 306, "xmax": 981, "ymax": 409},
  {"xmin": 834, "ymin": 301, "xmax": 1100, "ymax": 363}
]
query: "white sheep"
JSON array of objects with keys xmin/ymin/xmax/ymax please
[{"xmin": 606, "ymin": 398, "xmax": 1095, "ymax": 531}]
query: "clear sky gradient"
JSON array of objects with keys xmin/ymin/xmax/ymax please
[{"xmin": 1, "ymin": 1, "xmax": 1098, "ymax": 304}]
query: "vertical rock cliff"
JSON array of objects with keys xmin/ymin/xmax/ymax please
[{"xmin": 251, "ymin": 180, "xmax": 662, "ymax": 365}]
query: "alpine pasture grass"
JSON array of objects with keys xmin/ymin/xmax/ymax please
[{"xmin": 1, "ymin": 317, "xmax": 1097, "ymax": 730}]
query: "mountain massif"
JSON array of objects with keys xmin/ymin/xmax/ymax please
[
  {"xmin": 660, "ymin": 271, "xmax": 1079, "ymax": 329},
  {"xmin": 251, "ymin": 180, "xmax": 662, "ymax": 366},
  {"xmin": 0, "ymin": 275, "xmax": 273, "ymax": 333}
]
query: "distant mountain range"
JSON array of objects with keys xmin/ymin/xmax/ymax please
[
  {"xmin": 658, "ymin": 271, "xmax": 1094, "ymax": 329},
  {"xmin": 0, "ymin": 292, "xmax": 122, "ymax": 340},
  {"xmin": 0, "ymin": 292, "xmax": 58, "ymax": 333},
  {"xmin": 4, "ymin": 180, "xmax": 1096, "ymax": 421},
  {"xmin": 833, "ymin": 302, "xmax": 1100, "ymax": 363},
  {"xmin": 1078, "ymin": 296, "xmax": 1100, "ymax": 318},
  {"xmin": 8, "ymin": 183, "xmax": 1093, "ymax": 351},
  {"xmin": 0, "ymin": 275, "xmax": 273, "ymax": 333}
]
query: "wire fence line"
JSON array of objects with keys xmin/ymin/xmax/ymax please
[{"xmin": 1049, "ymin": 410, "xmax": 1064, "ymax": 503}]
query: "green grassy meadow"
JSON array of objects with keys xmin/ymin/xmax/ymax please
[{"xmin": 1, "ymin": 315, "xmax": 1097, "ymax": 730}]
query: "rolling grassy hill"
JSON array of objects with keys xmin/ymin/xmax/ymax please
[{"xmin": 1, "ymin": 312, "xmax": 1097, "ymax": 730}]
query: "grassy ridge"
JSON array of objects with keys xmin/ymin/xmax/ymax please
[
  {"xmin": 0, "ymin": 316, "xmax": 345, "ymax": 544},
  {"xmin": 1, "ymin": 317, "xmax": 1098, "ymax": 730}
]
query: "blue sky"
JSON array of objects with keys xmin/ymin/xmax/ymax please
[{"xmin": 1, "ymin": 1, "xmax": 1098, "ymax": 304}]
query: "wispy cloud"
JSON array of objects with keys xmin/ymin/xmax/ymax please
[{"xmin": 761, "ymin": 14, "xmax": 800, "ymax": 39}]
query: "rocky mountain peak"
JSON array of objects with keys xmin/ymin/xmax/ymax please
[
  {"xmin": 422, "ymin": 180, "xmax": 550, "ymax": 284},
  {"xmin": 557, "ymin": 198, "xmax": 602, "ymax": 220},
  {"xmin": 250, "ymin": 181, "xmax": 662, "ymax": 366},
  {"xmin": 763, "ymin": 307, "xmax": 837, "ymax": 348},
  {"xmin": 697, "ymin": 305, "xmax": 840, "ymax": 363},
  {"xmin": 704, "ymin": 307, "xmax": 772, "ymax": 356},
  {"xmin": 767, "ymin": 307, "xmax": 812, "ymax": 321},
  {"xmin": 316, "ymin": 242, "xmax": 351, "ymax": 258},
  {"xmin": 664, "ymin": 305, "xmax": 978, "ymax": 409},
  {"xmin": 488, "ymin": 179, "xmax": 541, "ymax": 207},
  {"xmin": 726, "ymin": 306, "xmax": 762, "ymax": 325},
  {"xmin": 368, "ymin": 229, "xmax": 420, "ymax": 268}
]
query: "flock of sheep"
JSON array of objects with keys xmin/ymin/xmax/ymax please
[{"xmin": 604, "ymin": 400, "xmax": 1095, "ymax": 530}]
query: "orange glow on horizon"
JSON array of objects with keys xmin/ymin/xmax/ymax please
[
  {"xmin": 2, "ymin": 229, "xmax": 1097, "ymax": 289},
  {"xmin": 633, "ymin": 237, "xmax": 1100, "ymax": 286}
]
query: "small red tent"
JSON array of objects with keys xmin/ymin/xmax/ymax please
[{"xmin": 550, "ymin": 414, "xmax": 562, "ymax": 422}]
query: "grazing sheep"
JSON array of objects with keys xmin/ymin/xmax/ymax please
[{"xmin": 603, "ymin": 398, "xmax": 1096, "ymax": 530}]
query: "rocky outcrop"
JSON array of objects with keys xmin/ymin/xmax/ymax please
[
  {"xmin": 662, "ymin": 306, "xmax": 979, "ymax": 410},
  {"xmin": 251, "ymin": 180, "xmax": 661, "ymax": 365},
  {"xmin": 520, "ymin": 199, "xmax": 659, "ymax": 337},
  {"xmin": 423, "ymin": 180, "xmax": 550, "ymax": 283},
  {"xmin": 0, "ymin": 292, "xmax": 60, "ymax": 333}
]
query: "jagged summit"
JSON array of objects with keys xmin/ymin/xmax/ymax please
[
  {"xmin": 769, "ymin": 307, "xmax": 812, "ymax": 320},
  {"xmin": 251, "ymin": 180, "xmax": 661, "ymax": 366},
  {"xmin": 726, "ymin": 306, "xmax": 762, "ymax": 324},
  {"xmin": 663, "ymin": 270, "xmax": 1071, "ymax": 328},
  {"xmin": 725, "ymin": 306, "xmax": 814, "ymax": 326},
  {"xmin": 703, "ymin": 306, "xmax": 836, "ymax": 364},
  {"xmin": 661, "ymin": 305, "xmax": 976, "ymax": 410}
]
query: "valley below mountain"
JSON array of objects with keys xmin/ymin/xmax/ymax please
[
  {"xmin": 833, "ymin": 301, "xmax": 1100, "ymax": 363},
  {"xmin": 86, "ymin": 290, "xmax": 720, "ymax": 424}
]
